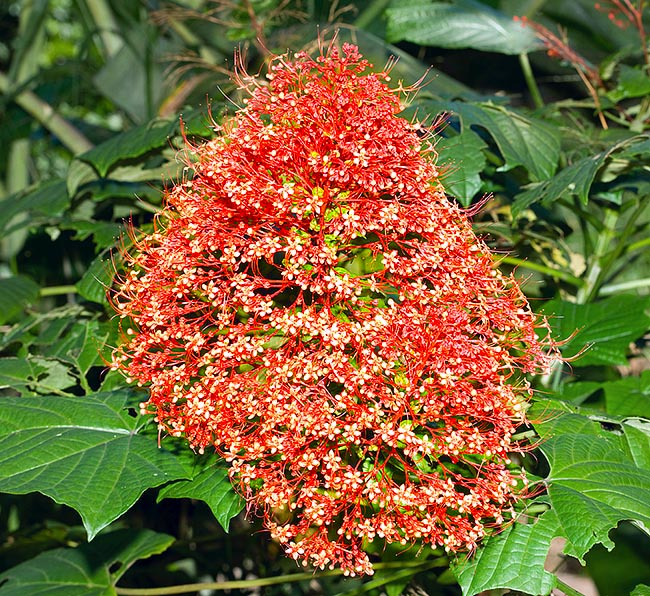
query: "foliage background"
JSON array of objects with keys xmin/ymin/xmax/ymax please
[{"xmin": 1, "ymin": 1, "xmax": 649, "ymax": 595}]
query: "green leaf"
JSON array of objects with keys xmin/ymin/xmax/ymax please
[
  {"xmin": 422, "ymin": 100, "xmax": 560, "ymax": 181},
  {"xmin": 0, "ymin": 180, "xmax": 69, "ymax": 235},
  {"xmin": 0, "ymin": 529, "xmax": 174, "ymax": 595},
  {"xmin": 557, "ymin": 381, "xmax": 602, "ymax": 405},
  {"xmin": 0, "ymin": 276, "xmax": 40, "ymax": 325},
  {"xmin": 67, "ymin": 220, "xmax": 123, "ymax": 250},
  {"xmin": 540, "ymin": 429, "xmax": 650, "ymax": 561},
  {"xmin": 607, "ymin": 65, "xmax": 650, "ymax": 102},
  {"xmin": 77, "ymin": 119, "xmax": 175, "ymax": 178},
  {"xmin": 453, "ymin": 520, "xmax": 557, "ymax": 596},
  {"xmin": 157, "ymin": 464, "xmax": 244, "ymax": 531},
  {"xmin": 603, "ymin": 371, "xmax": 650, "ymax": 418},
  {"xmin": 512, "ymin": 135, "xmax": 650, "ymax": 215},
  {"xmin": 0, "ymin": 357, "xmax": 46, "ymax": 395},
  {"xmin": 542, "ymin": 294, "xmax": 650, "ymax": 366},
  {"xmin": 633, "ymin": 585, "xmax": 650, "ymax": 596},
  {"xmin": 41, "ymin": 319, "xmax": 111, "ymax": 379},
  {"xmin": 386, "ymin": 0, "xmax": 540, "ymax": 54},
  {"xmin": 457, "ymin": 400, "xmax": 650, "ymax": 595},
  {"xmin": 437, "ymin": 129, "xmax": 487, "ymax": 206},
  {"xmin": 75, "ymin": 253, "xmax": 114, "ymax": 304},
  {"xmin": 0, "ymin": 390, "xmax": 191, "ymax": 539},
  {"xmin": 531, "ymin": 401, "xmax": 650, "ymax": 556}
]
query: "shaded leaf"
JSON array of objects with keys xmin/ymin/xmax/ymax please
[
  {"xmin": 76, "ymin": 253, "xmax": 114, "ymax": 304},
  {"xmin": 41, "ymin": 319, "xmax": 111, "ymax": 378},
  {"xmin": 386, "ymin": 0, "xmax": 540, "ymax": 55},
  {"xmin": 512, "ymin": 135, "xmax": 650, "ymax": 215},
  {"xmin": 0, "ymin": 391, "xmax": 191, "ymax": 539},
  {"xmin": 603, "ymin": 371, "xmax": 650, "ymax": 418},
  {"xmin": 0, "ymin": 276, "xmax": 40, "ymax": 325},
  {"xmin": 0, "ymin": 358, "xmax": 46, "ymax": 395},
  {"xmin": 0, "ymin": 529, "xmax": 174, "ymax": 596},
  {"xmin": 542, "ymin": 294, "xmax": 650, "ymax": 366},
  {"xmin": 77, "ymin": 119, "xmax": 175, "ymax": 178},
  {"xmin": 422, "ymin": 100, "xmax": 560, "ymax": 181},
  {"xmin": 0, "ymin": 180, "xmax": 69, "ymax": 235},
  {"xmin": 158, "ymin": 465, "xmax": 244, "ymax": 531}
]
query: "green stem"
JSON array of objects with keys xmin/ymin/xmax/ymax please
[
  {"xmin": 599, "ymin": 277, "xmax": 650, "ymax": 296},
  {"xmin": 627, "ymin": 236, "xmax": 650, "ymax": 255},
  {"xmin": 555, "ymin": 578, "xmax": 589, "ymax": 596},
  {"xmin": 580, "ymin": 201, "xmax": 647, "ymax": 302},
  {"xmin": 114, "ymin": 560, "xmax": 443, "ymax": 595},
  {"xmin": 40, "ymin": 285, "xmax": 79, "ymax": 297},
  {"xmin": 85, "ymin": 0, "xmax": 123, "ymax": 58},
  {"xmin": 354, "ymin": 0, "xmax": 391, "ymax": 29},
  {"xmin": 498, "ymin": 256, "xmax": 584, "ymax": 287},
  {"xmin": 0, "ymin": 72, "xmax": 94, "ymax": 155},
  {"xmin": 519, "ymin": 52, "xmax": 544, "ymax": 109},
  {"xmin": 575, "ymin": 208, "xmax": 618, "ymax": 304}
]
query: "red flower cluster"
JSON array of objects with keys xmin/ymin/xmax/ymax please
[{"xmin": 111, "ymin": 43, "xmax": 553, "ymax": 575}]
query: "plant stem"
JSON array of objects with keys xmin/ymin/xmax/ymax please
[
  {"xmin": 575, "ymin": 208, "xmax": 618, "ymax": 304},
  {"xmin": 498, "ymin": 256, "xmax": 585, "ymax": 288},
  {"xmin": 86, "ymin": 0, "xmax": 123, "ymax": 58},
  {"xmin": 0, "ymin": 72, "xmax": 94, "ymax": 155},
  {"xmin": 519, "ymin": 52, "xmax": 544, "ymax": 109},
  {"xmin": 114, "ymin": 559, "xmax": 445, "ymax": 595},
  {"xmin": 555, "ymin": 578, "xmax": 589, "ymax": 596},
  {"xmin": 354, "ymin": 0, "xmax": 391, "ymax": 29},
  {"xmin": 599, "ymin": 277, "xmax": 650, "ymax": 296},
  {"xmin": 580, "ymin": 200, "xmax": 647, "ymax": 302},
  {"xmin": 40, "ymin": 285, "xmax": 79, "ymax": 297}
]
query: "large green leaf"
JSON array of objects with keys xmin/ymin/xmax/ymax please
[
  {"xmin": 0, "ymin": 391, "xmax": 191, "ymax": 539},
  {"xmin": 386, "ymin": 0, "xmax": 540, "ymax": 54},
  {"xmin": 0, "ymin": 529, "xmax": 174, "ymax": 596},
  {"xmin": 0, "ymin": 275, "xmax": 40, "ymax": 325},
  {"xmin": 436, "ymin": 129, "xmax": 487, "ymax": 206},
  {"xmin": 535, "ymin": 408, "xmax": 650, "ymax": 560},
  {"xmin": 157, "ymin": 464, "xmax": 244, "ymax": 531},
  {"xmin": 542, "ymin": 294, "xmax": 650, "ymax": 366},
  {"xmin": 456, "ymin": 401, "xmax": 650, "ymax": 595},
  {"xmin": 453, "ymin": 520, "xmax": 557, "ymax": 596},
  {"xmin": 422, "ymin": 100, "xmax": 560, "ymax": 181}
]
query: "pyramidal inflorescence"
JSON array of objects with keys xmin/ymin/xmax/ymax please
[{"xmin": 111, "ymin": 43, "xmax": 554, "ymax": 576}]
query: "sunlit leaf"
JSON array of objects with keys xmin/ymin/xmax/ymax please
[
  {"xmin": 0, "ymin": 391, "xmax": 191, "ymax": 539},
  {"xmin": 453, "ymin": 519, "xmax": 557, "ymax": 596},
  {"xmin": 386, "ymin": 0, "xmax": 540, "ymax": 54},
  {"xmin": 437, "ymin": 129, "xmax": 487, "ymax": 206}
]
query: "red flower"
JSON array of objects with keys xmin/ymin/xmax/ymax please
[{"xmin": 111, "ymin": 43, "xmax": 554, "ymax": 576}]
